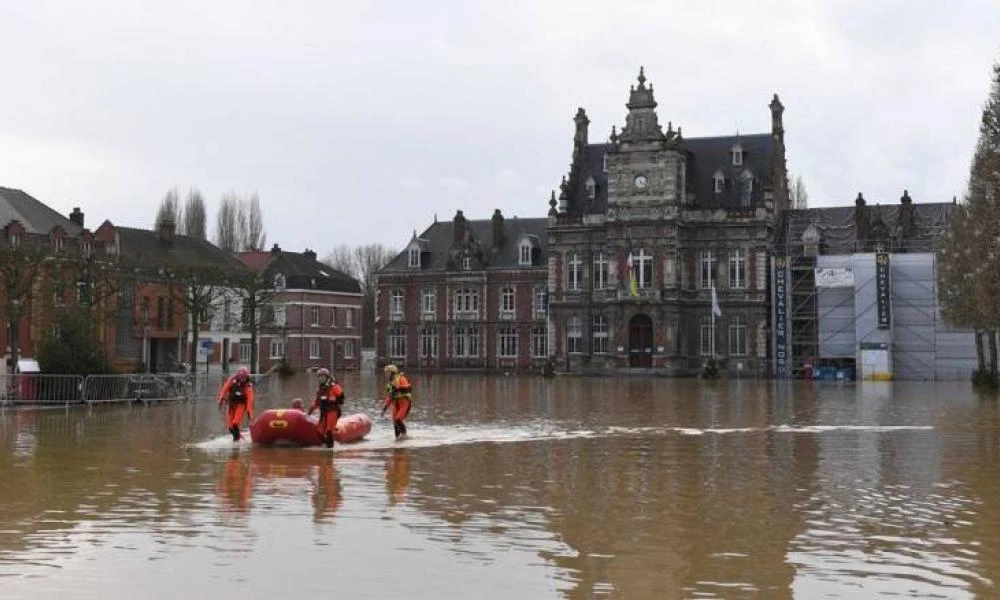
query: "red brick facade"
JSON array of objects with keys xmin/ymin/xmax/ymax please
[{"xmin": 257, "ymin": 288, "xmax": 363, "ymax": 374}]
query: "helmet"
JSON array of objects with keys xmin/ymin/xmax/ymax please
[
  {"xmin": 384, "ymin": 364, "xmax": 399, "ymax": 375},
  {"xmin": 235, "ymin": 366, "xmax": 250, "ymax": 381},
  {"xmin": 316, "ymin": 368, "xmax": 331, "ymax": 379}
]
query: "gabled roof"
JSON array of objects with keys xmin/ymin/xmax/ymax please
[
  {"xmin": 381, "ymin": 215, "xmax": 549, "ymax": 273},
  {"xmin": 236, "ymin": 249, "xmax": 361, "ymax": 293},
  {"xmin": 0, "ymin": 187, "xmax": 82, "ymax": 235},
  {"xmin": 117, "ymin": 227, "xmax": 247, "ymax": 273}
]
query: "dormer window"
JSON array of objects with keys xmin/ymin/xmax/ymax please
[
  {"xmin": 408, "ymin": 247, "xmax": 421, "ymax": 268},
  {"xmin": 741, "ymin": 172, "xmax": 754, "ymax": 207},
  {"xmin": 82, "ymin": 241, "xmax": 92, "ymax": 257},
  {"xmin": 10, "ymin": 233, "xmax": 20, "ymax": 249},
  {"xmin": 585, "ymin": 177, "xmax": 596, "ymax": 200},
  {"xmin": 462, "ymin": 256, "xmax": 471, "ymax": 270},
  {"xmin": 519, "ymin": 242, "xmax": 532, "ymax": 266},
  {"xmin": 53, "ymin": 236, "xmax": 64, "ymax": 253},
  {"xmin": 274, "ymin": 274, "xmax": 286, "ymax": 290},
  {"xmin": 731, "ymin": 143, "xmax": 743, "ymax": 167},
  {"xmin": 713, "ymin": 171, "xmax": 725, "ymax": 194}
]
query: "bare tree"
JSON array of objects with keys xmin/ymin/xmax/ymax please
[
  {"xmin": 183, "ymin": 188, "xmax": 207, "ymax": 240},
  {"xmin": 215, "ymin": 192, "xmax": 267, "ymax": 252},
  {"xmin": 322, "ymin": 243, "xmax": 395, "ymax": 347},
  {"xmin": 0, "ymin": 245, "xmax": 46, "ymax": 377},
  {"xmin": 155, "ymin": 189, "xmax": 182, "ymax": 232},
  {"xmin": 323, "ymin": 244, "xmax": 357, "ymax": 277},
  {"xmin": 161, "ymin": 264, "xmax": 233, "ymax": 368},
  {"xmin": 789, "ymin": 175, "xmax": 809, "ymax": 209},
  {"xmin": 247, "ymin": 193, "xmax": 267, "ymax": 251},
  {"xmin": 232, "ymin": 270, "xmax": 277, "ymax": 374},
  {"xmin": 215, "ymin": 192, "xmax": 240, "ymax": 252}
]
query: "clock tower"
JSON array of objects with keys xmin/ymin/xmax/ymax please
[{"xmin": 606, "ymin": 67, "xmax": 687, "ymax": 210}]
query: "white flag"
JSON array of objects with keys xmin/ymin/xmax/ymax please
[{"xmin": 711, "ymin": 286, "xmax": 722, "ymax": 317}]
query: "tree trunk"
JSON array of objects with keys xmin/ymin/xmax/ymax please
[
  {"xmin": 189, "ymin": 306, "xmax": 200, "ymax": 372},
  {"xmin": 989, "ymin": 330, "xmax": 998, "ymax": 374},
  {"xmin": 975, "ymin": 330, "xmax": 986, "ymax": 371},
  {"xmin": 7, "ymin": 311, "xmax": 21, "ymax": 377},
  {"xmin": 248, "ymin": 295, "xmax": 258, "ymax": 375}
]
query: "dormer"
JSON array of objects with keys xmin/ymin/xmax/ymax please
[
  {"xmin": 740, "ymin": 170, "xmax": 754, "ymax": 207},
  {"xmin": 406, "ymin": 231, "xmax": 430, "ymax": 269},
  {"xmin": 80, "ymin": 230, "xmax": 94, "ymax": 257},
  {"xmin": 731, "ymin": 141, "xmax": 743, "ymax": 167},
  {"xmin": 273, "ymin": 273, "xmax": 286, "ymax": 290},
  {"xmin": 517, "ymin": 234, "xmax": 541, "ymax": 266},
  {"xmin": 5, "ymin": 220, "xmax": 25, "ymax": 249},
  {"xmin": 585, "ymin": 176, "xmax": 596, "ymax": 200},
  {"xmin": 50, "ymin": 225, "xmax": 67, "ymax": 253},
  {"xmin": 712, "ymin": 170, "xmax": 725, "ymax": 195}
]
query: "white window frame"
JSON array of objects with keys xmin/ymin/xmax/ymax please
[
  {"xmin": 713, "ymin": 172, "xmax": 725, "ymax": 194},
  {"xmin": 388, "ymin": 325, "xmax": 406, "ymax": 359},
  {"xmin": 422, "ymin": 288, "xmax": 436, "ymax": 316},
  {"xmin": 310, "ymin": 305, "xmax": 320, "ymax": 327},
  {"xmin": 729, "ymin": 249, "xmax": 746, "ymax": 289},
  {"xmin": 533, "ymin": 286, "xmax": 547, "ymax": 316},
  {"xmin": 519, "ymin": 243, "xmax": 532, "ymax": 265},
  {"xmin": 240, "ymin": 341, "xmax": 251, "ymax": 362},
  {"xmin": 700, "ymin": 321, "xmax": 714, "ymax": 357},
  {"xmin": 462, "ymin": 256, "xmax": 471, "ymax": 270},
  {"xmin": 420, "ymin": 327, "xmax": 438, "ymax": 358},
  {"xmin": 345, "ymin": 308, "xmax": 354, "ymax": 328},
  {"xmin": 344, "ymin": 339, "xmax": 355, "ymax": 358},
  {"xmin": 531, "ymin": 326, "xmax": 548, "ymax": 358},
  {"xmin": 408, "ymin": 247, "xmax": 421, "ymax": 268},
  {"xmin": 453, "ymin": 288, "xmax": 479, "ymax": 316},
  {"xmin": 636, "ymin": 249, "xmax": 653, "ymax": 289},
  {"xmin": 330, "ymin": 307, "xmax": 337, "ymax": 327},
  {"xmin": 700, "ymin": 250, "xmax": 716, "ymax": 289},
  {"xmin": 567, "ymin": 316, "xmax": 582, "ymax": 354},
  {"xmin": 567, "ymin": 252, "xmax": 583, "ymax": 291},
  {"xmin": 500, "ymin": 286, "xmax": 515, "ymax": 314},
  {"xmin": 273, "ymin": 305, "xmax": 286, "ymax": 327},
  {"xmin": 593, "ymin": 253, "xmax": 610, "ymax": 290},
  {"xmin": 498, "ymin": 326, "xmax": 517, "ymax": 358},
  {"xmin": 729, "ymin": 315, "xmax": 747, "ymax": 356},
  {"xmin": 270, "ymin": 338, "xmax": 285, "ymax": 358},
  {"xmin": 741, "ymin": 173, "xmax": 753, "ymax": 207},
  {"xmin": 585, "ymin": 177, "xmax": 596, "ymax": 199},
  {"xmin": 453, "ymin": 326, "xmax": 479, "ymax": 358},
  {"xmin": 389, "ymin": 290, "xmax": 404, "ymax": 317},
  {"xmin": 593, "ymin": 315, "xmax": 609, "ymax": 354},
  {"xmin": 309, "ymin": 338, "xmax": 321, "ymax": 359},
  {"xmin": 732, "ymin": 145, "xmax": 743, "ymax": 167}
]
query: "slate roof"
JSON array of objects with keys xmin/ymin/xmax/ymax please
[
  {"xmin": 381, "ymin": 215, "xmax": 549, "ymax": 273},
  {"xmin": 236, "ymin": 250, "xmax": 362, "ymax": 294},
  {"xmin": 780, "ymin": 201, "xmax": 955, "ymax": 255},
  {"xmin": 116, "ymin": 227, "xmax": 248, "ymax": 273},
  {"xmin": 0, "ymin": 187, "xmax": 82, "ymax": 235},
  {"xmin": 565, "ymin": 134, "xmax": 773, "ymax": 214}
]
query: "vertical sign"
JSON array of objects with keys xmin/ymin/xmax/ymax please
[
  {"xmin": 876, "ymin": 252, "xmax": 891, "ymax": 329},
  {"xmin": 773, "ymin": 256, "xmax": 789, "ymax": 379}
]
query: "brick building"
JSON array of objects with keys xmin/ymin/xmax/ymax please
[
  {"xmin": 376, "ymin": 210, "xmax": 549, "ymax": 372},
  {"xmin": 237, "ymin": 245, "xmax": 362, "ymax": 374},
  {"xmin": 546, "ymin": 68, "xmax": 787, "ymax": 374},
  {"xmin": 1, "ymin": 188, "xmax": 113, "ymax": 373}
]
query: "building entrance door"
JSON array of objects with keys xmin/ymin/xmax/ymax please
[{"xmin": 628, "ymin": 314, "xmax": 654, "ymax": 368}]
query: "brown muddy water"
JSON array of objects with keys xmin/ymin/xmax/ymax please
[{"xmin": 1, "ymin": 374, "xmax": 999, "ymax": 599}]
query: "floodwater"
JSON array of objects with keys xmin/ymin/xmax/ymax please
[{"xmin": 1, "ymin": 374, "xmax": 999, "ymax": 599}]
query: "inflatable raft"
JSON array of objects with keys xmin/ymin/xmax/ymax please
[{"xmin": 250, "ymin": 409, "xmax": 372, "ymax": 446}]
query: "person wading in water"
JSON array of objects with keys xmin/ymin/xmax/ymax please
[
  {"xmin": 308, "ymin": 368, "xmax": 344, "ymax": 448},
  {"xmin": 217, "ymin": 366, "xmax": 255, "ymax": 441},
  {"xmin": 381, "ymin": 364, "xmax": 412, "ymax": 439}
]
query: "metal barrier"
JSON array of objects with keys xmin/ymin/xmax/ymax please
[
  {"xmin": 0, "ymin": 371, "xmax": 279, "ymax": 406},
  {"xmin": 1, "ymin": 374, "xmax": 84, "ymax": 406}
]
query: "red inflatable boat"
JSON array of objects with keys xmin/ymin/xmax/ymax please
[{"xmin": 250, "ymin": 409, "xmax": 372, "ymax": 446}]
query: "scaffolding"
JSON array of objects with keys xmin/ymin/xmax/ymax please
[{"xmin": 771, "ymin": 201, "xmax": 975, "ymax": 381}]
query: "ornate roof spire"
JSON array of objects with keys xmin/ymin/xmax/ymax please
[{"xmin": 637, "ymin": 65, "xmax": 646, "ymax": 87}]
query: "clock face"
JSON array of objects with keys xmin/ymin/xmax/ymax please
[{"xmin": 634, "ymin": 175, "xmax": 648, "ymax": 189}]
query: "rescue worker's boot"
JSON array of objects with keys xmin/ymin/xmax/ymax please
[
  {"xmin": 393, "ymin": 421, "xmax": 401, "ymax": 439},
  {"xmin": 230, "ymin": 425, "xmax": 240, "ymax": 441},
  {"xmin": 324, "ymin": 432, "xmax": 334, "ymax": 448},
  {"xmin": 399, "ymin": 421, "xmax": 407, "ymax": 437}
]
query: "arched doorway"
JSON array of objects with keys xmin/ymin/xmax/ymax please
[{"xmin": 628, "ymin": 314, "xmax": 653, "ymax": 368}]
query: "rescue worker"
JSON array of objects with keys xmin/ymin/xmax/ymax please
[
  {"xmin": 217, "ymin": 366, "xmax": 255, "ymax": 441},
  {"xmin": 308, "ymin": 368, "xmax": 344, "ymax": 448},
  {"xmin": 381, "ymin": 364, "xmax": 412, "ymax": 439}
]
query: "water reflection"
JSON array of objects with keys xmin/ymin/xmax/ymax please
[{"xmin": 0, "ymin": 376, "xmax": 998, "ymax": 599}]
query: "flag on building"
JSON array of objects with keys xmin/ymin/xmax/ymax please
[
  {"xmin": 711, "ymin": 285, "xmax": 722, "ymax": 317},
  {"xmin": 625, "ymin": 238, "xmax": 638, "ymax": 297}
]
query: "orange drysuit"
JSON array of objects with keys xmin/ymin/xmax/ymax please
[
  {"xmin": 218, "ymin": 376, "xmax": 255, "ymax": 438},
  {"xmin": 309, "ymin": 381, "xmax": 344, "ymax": 445},
  {"xmin": 382, "ymin": 372, "xmax": 412, "ymax": 438}
]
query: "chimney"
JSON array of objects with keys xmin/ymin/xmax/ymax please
[
  {"xmin": 303, "ymin": 248, "xmax": 317, "ymax": 262},
  {"xmin": 491, "ymin": 209, "xmax": 504, "ymax": 248},
  {"xmin": 854, "ymin": 193, "xmax": 868, "ymax": 251},
  {"xmin": 574, "ymin": 107, "xmax": 589, "ymax": 148},
  {"xmin": 453, "ymin": 210, "xmax": 467, "ymax": 246},
  {"xmin": 769, "ymin": 94, "xmax": 784, "ymax": 138},
  {"xmin": 157, "ymin": 217, "xmax": 175, "ymax": 247},
  {"xmin": 271, "ymin": 243, "xmax": 281, "ymax": 255},
  {"xmin": 69, "ymin": 207, "xmax": 84, "ymax": 228}
]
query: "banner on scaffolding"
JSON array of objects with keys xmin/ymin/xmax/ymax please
[
  {"xmin": 773, "ymin": 256, "xmax": 790, "ymax": 379},
  {"xmin": 876, "ymin": 252, "xmax": 891, "ymax": 329},
  {"xmin": 815, "ymin": 267, "xmax": 855, "ymax": 288}
]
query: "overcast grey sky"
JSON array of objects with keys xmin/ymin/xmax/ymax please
[{"xmin": 1, "ymin": 1, "xmax": 997, "ymax": 254}]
